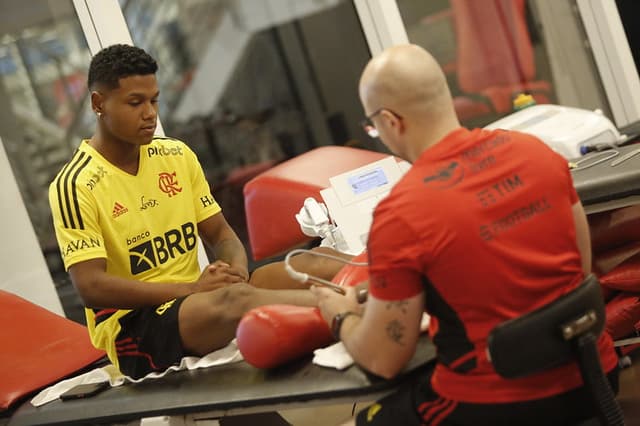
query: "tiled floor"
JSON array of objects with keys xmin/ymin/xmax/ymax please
[{"xmin": 278, "ymin": 402, "xmax": 361, "ymax": 426}]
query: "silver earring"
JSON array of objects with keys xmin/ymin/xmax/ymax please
[{"xmin": 96, "ymin": 111, "xmax": 102, "ymax": 117}]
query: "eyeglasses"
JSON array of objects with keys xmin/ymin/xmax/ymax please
[{"xmin": 360, "ymin": 108, "xmax": 402, "ymax": 138}]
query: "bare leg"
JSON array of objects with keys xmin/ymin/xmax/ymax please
[
  {"xmin": 249, "ymin": 247, "xmax": 355, "ymax": 290},
  {"xmin": 178, "ymin": 283, "xmax": 317, "ymax": 355}
]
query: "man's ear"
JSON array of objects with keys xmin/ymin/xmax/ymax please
[
  {"xmin": 383, "ymin": 110, "xmax": 404, "ymax": 135},
  {"xmin": 90, "ymin": 90, "xmax": 104, "ymax": 115}
]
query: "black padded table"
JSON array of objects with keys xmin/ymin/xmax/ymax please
[
  {"xmin": 572, "ymin": 142, "xmax": 640, "ymax": 213},
  {"xmin": 9, "ymin": 338, "xmax": 436, "ymax": 425},
  {"xmin": 11, "ymin": 142, "xmax": 636, "ymax": 426}
]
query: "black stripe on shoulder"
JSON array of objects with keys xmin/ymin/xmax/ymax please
[
  {"xmin": 54, "ymin": 160, "xmax": 74, "ymax": 229},
  {"xmin": 62, "ymin": 151, "xmax": 86, "ymax": 229},
  {"xmin": 56, "ymin": 151, "xmax": 92, "ymax": 229},
  {"xmin": 70, "ymin": 155, "xmax": 92, "ymax": 230},
  {"xmin": 54, "ymin": 150, "xmax": 84, "ymax": 229}
]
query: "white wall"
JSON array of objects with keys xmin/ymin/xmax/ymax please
[
  {"xmin": 353, "ymin": 0, "xmax": 408, "ymax": 56},
  {"xmin": 0, "ymin": 137, "xmax": 64, "ymax": 315}
]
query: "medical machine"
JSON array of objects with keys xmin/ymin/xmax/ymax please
[
  {"xmin": 295, "ymin": 104, "xmax": 625, "ymax": 255},
  {"xmin": 295, "ymin": 156, "xmax": 409, "ymax": 255},
  {"xmin": 484, "ymin": 104, "xmax": 625, "ymax": 159}
]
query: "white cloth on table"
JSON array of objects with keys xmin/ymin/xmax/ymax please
[
  {"xmin": 312, "ymin": 342, "xmax": 354, "ymax": 370},
  {"xmin": 30, "ymin": 339, "xmax": 243, "ymax": 407}
]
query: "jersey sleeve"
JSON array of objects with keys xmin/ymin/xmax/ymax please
[
  {"xmin": 183, "ymin": 145, "xmax": 221, "ymax": 223},
  {"xmin": 367, "ymin": 200, "xmax": 424, "ymax": 301},
  {"xmin": 48, "ymin": 175, "xmax": 106, "ymax": 270}
]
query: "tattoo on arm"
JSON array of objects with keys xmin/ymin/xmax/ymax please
[
  {"xmin": 386, "ymin": 301, "xmax": 409, "ymax": 314},
  {"xmin": 386, "ymin": 319, "xmax": 405, "ymax": 345}
]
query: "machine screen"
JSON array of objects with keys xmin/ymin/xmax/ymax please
[{"xmin": 348, "ymin": 167, "xmax": 388, "ymax": 195}]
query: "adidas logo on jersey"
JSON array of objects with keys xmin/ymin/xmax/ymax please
[{"xmin": 112, "ymin": 202, "xmax": 129, "ymax": 218}]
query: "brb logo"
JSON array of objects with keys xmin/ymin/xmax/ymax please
[
  {"xmin": 128, "ymin": 222, "xmax": 197, "ymax": 274},
  {"xmin": 158, "ymin": 171, "xmax": 182, "ymax": 197}
]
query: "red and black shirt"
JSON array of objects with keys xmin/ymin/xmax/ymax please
[{"xmin": 368, "ymin": 128, "xmax": 617, "ymax": 403}]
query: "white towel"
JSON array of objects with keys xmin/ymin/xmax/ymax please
[
  {"xmin": 312, "ymin": 342, "xmax": 354, "ymax": 370},
  {"xmin": 31, "ymin": 339, "xmax": 243, "ymax": 407},
  {"xmin": 312, "ymin": 314, "xmax": 431, "ymax": 370}
]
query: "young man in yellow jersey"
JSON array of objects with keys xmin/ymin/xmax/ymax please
[{"xmin": 49, "ymin": 44, "xmax": 316, "ymax": 379}]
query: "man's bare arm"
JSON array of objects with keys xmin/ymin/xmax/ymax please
[
  {"xmin": 313, "ymin": 285, "xmax": 424, "ymax": 379},
  {"xmin": 250, "ymin": 247, "xmax": 355, "ymax": 290},
  {"xmin": 340, "ymin": 292, "xmax": 424, "ymax": 378},
  {"xmin": 572, "ymin": 201, "xmax": 592, "ymax": 275},
  {"xmin": 69, "ymin": 258, "xmax": 238, "ymax": 309},
  {"xmin": 198, "ymin": 213, "xmax": 249, "ymax": 280}
]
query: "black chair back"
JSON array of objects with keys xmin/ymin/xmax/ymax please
[{"xmin": 487, "ymin": 274, "xmax": 624, "ymax": 426}]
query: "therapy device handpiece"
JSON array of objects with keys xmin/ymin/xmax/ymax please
[
  {"xmin": 299, "ymin": 197, "xmax": 336, "ymax": 247},
  {"xmin": 284, "ymin": 248, "xmax": 369, "ymax": 302},
  {"xmin": 303, "ymin": 198, "xmax": 330, "ymax": 228}
]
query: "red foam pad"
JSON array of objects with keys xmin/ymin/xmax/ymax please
[
  {"xmin": 332, "ymin": 252, "xmax": 369, "ymax": 287},
  {"xmin": 588, "ymin": 205, "xmax": 640, "ymax": 254},
  {"xmin": 237, "ymin": 304, "xmax": 333, "ymax": 369},
  {"xmin": 592, "ymin": 241, "xmax": 640, "ymax": 276},
  {"xmin": 0, "ymin": 290, "xmax": 105, "ymax": 411},
  {"xmin": 237, "ymin": 252, "xmax": 370, "ymax": 369},
  {"xmin": 605, "ymin": 292, "xmax": 640, "ymax": 340},
  {"xmin": 243, "ymin": 146, "xmax": 392, "ymax": 260},
  {"xmin": 600, "ymin": 252, "xmax": 640, "ymax": 292}
]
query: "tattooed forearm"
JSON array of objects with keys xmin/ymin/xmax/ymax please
[
  {"xmin": 386, "ymin": 301, "xmax": 409, "ymax": 314},
  {"xmin": 386, "ymin": 319, "xmax": 405, "ymax": 345}
]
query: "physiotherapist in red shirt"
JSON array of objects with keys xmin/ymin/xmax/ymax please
[{"xmin": 312, "ymin": 44, "xmax": 618, "ymax": 426}]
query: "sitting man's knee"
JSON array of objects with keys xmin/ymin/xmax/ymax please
[
  {"xmin": 305, "ymin": 247, "xmax": 352, "ymax": 279},
  {"xmin": 208, "ymin": 283, "xmax": 256, "ymax": 320},
  {"xmin": 248, "ymin": 264, "xmax": 273, "ymax": 287}
]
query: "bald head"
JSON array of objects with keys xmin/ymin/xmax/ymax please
[
  {"xmin": 359, "ymin": 44, "xmax": 459, "ymax": 160},
  {"xmin": 359, "ymin": 44, "xmax": 453, "ymax": 119}
]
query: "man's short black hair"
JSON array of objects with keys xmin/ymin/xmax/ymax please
[{"xmin": 87, "ymin": 44, "xmax": 158, "ymax": 90}]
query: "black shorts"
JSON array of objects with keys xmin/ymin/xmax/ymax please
[
  {"xmin": 115, "ymin": 297, "xmax": 187, "ymax": 379},
  {"xmin": 356, "ymin": 364, "xmax": 620, "ymax": 426}
]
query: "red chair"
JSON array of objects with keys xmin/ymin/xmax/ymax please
[
  {"xmin": 243, "ymin": 146, "xmax": 392, "ymax": 261},
  {"xmin": 449, "ymin": 0, "xmax": 552, "ymax": 121},
  {"xmin": 0, "ymin": 290, "xmax": 105, "ymax": 412}
]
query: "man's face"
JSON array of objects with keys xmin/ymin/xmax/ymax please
[
  {"xmin": 360, "ymin": 82, "xmax": 405, "ymax": 159},
  {"xmin": 97, "ymin": 74, "xmax": 159, "ymax": 146},
  {"xmin": 364, "ymin": 107, "xmax": 404, "ymax": 159}
]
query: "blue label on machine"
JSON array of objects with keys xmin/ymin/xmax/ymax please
[{"xmin": 348, "ymin": 167, "xmax": 389, "ymax": 195}]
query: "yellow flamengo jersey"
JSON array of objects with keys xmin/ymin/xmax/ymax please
[{"xmin": 48, "ymin": 137, "xmax": 221, "ymax": 370}]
